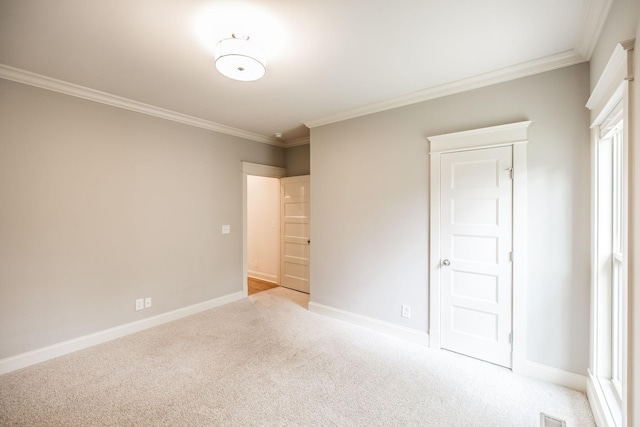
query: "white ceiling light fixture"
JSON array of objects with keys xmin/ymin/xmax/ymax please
[{"xmin": 214, "ymin": 34, "xmax": 265, "ymax": 82}]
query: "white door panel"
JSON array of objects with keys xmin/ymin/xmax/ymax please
[
  {"xmin": 280, "ymin": 176, "xmax": 310, "ymax": 293},
  {"xmin": 440, "ymin": 146, "xmax": 513, "ymax": 368}
]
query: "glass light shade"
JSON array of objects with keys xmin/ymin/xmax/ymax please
[{"xmin": 214, "ymin": 37, "xmax": 266, "ymax": 82}]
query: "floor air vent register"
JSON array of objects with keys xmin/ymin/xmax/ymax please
[{"xmin": 540, "ymin": 413, "xmax": 567, "ymax": 427}]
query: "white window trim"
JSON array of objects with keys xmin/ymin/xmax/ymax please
[
  {"xmin": 586, "ymin": 39, "xmax": 634, "ymax": 427},
  {"xmin": 427, "ymin": 121, "xmax": 530, "ymax": 374}
]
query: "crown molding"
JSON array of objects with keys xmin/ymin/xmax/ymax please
[
  {"xmin": 302, "ymin": 0, "xmax": 611, "ymax": 130},
  {"xmin": 576, "ymin": 0, "xmax": 614, "ymax": 60},
  {"xmin": 282, "ymin": 136, "xmax": 310, "ymax": 147},
  {"xmin": 304, "ymin": 49, "xmax": 585, "ymax": 129},
  {"xmin": 0, "ymin": 64, "xmax": 284, "ymax": 146}
]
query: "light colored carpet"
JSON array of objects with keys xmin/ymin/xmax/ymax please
[{"xmin": 0, "ymin": 287, "xmax": 594, "ymax": 426}]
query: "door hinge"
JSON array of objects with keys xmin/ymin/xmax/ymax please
[
  {"xmin": 506, "ymin": 167, "xmax": 514, "ymax": 180},
  {"xmin": 509, "ymin": 333, "xmax": 513, "ymax": 344},
  {"xmin": 509, "ymin": 251, "xmax": 513, "ymax": 262}
]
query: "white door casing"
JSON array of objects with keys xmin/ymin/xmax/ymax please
[
  {"xmin": 280, "ymin": 176, "xmax": 311, "ymax": 293},
  {"xmin": 428, "ymin": 121, "xmax": 529, "ymax": 374},
  {"xmin": 440, "ymin": 146, "xmax": 513, "ymax": 368}
]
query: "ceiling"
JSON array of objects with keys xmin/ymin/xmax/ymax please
[{"xmin": 0, "ymin": 0, "xmax": 609, "ymax": 146}]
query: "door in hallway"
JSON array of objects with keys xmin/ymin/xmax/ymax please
[{"xmin": 280, "ymin": 176, "xmax": 310, "ymax": 293}]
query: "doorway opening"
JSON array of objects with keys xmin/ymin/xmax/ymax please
[
  {"xmin": 242, "ymin": 162, "xmax": 311, "ymax": 298},
  {"xmin": 242, "ymin": 162, "xmax": 286, "ymax": 297},
  {"xmin": 247, "ymin": 175, "xmax": 281, "ymax": 295}
]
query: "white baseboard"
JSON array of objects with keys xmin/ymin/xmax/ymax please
[
  {"xmin": 247, "ymin": 271, "xmax": 278, "ymax": 284},
  {"xmin": 524, "ymin": 360, "xmax": 588, "ymax": 392},
  {"xmin": 0, "ymin": 291, "xmax": 244, "ymax": 375},
  {"xmin": 309, "ymin": 302, "xmax": 588, "ymax": 393},
  {"xmin": 308, "ymin": 301, "xmax": 429, "ymax": 346}
]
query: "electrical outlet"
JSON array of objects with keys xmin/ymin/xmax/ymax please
[
  {"xmin": 144, "ymin": 297, "xmax": 152, "ymax": 308},
  {"xmin": 135, "ymin": 298, "xmax": 144, "ymax": 311},
  {"xmin": 221, "ymin": 224, "xmax": 230, "ymax": 234},
  {"xmin": 401, "ymin": 305, "xmax": 411, "ymax": 318},
  {"xmin": 252, "ymin": 259, "xmax": 258, "ymax": 267}
]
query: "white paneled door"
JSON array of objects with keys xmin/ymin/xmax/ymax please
[
  {"xmin": 280, "ymin": 176, "xmax": 310, "ymax": 293},
  {"xmin": 440, "ymin": 146, "xmax": 513, "ymax": 368}
]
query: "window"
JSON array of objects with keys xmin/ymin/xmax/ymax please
[
  {"xmin": 591, "ymin": 102, "xmax": 627, "ymax": 426},
  {"xmin": 592, "ymin": 100, "xmax": 626, "ymax": 427},
  {"xmin": 598, "ymin": 105, "xmax": 624, "ymax": 398},
  {"xmin": 586, "ymin": 40, "xmax": 633, "ymax": 427}
]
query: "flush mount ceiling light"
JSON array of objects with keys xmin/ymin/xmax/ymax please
[{"xmin": 214, "ymin": 34, "xmax": 265, "ymax": 82}]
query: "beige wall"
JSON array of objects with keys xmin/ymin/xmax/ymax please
[
  {"xmin": 285, "ymin": 144, "xmax": 311, "ymax": 177},
  {"xmin": 247, "ymin": 175, "xmax": 280, "ymax": 283},
  {"xmin": 0, "ymin": 79, "xmax": 284, "ymax": 359},
  {"xmin": 310, "ymin": 63, "xmax": 591, "ymax": 375}
]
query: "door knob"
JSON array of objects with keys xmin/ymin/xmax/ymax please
[{"xmin": 442, "ymin": 259, "xmax": 451, "ymax": 266}]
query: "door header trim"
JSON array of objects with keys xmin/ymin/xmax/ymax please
[
  {"xmin": 427, "ymin": 121, "xmax": 531, "ymax": 153},
  {"xmin": 241, "ymin": 161, "xmax": 286, "ymax": 178}
]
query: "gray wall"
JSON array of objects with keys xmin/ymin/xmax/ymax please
[
  {"xmin": 310, "ymin": 63, "xmax": 591, "ymax": 375},
  {"xmin": 0, "ymin": 79, "xmax": 284, "ymax": 359},
  {"xmin": 285, "ymin": 144, "xmax": 311, "ymax": 176}
]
